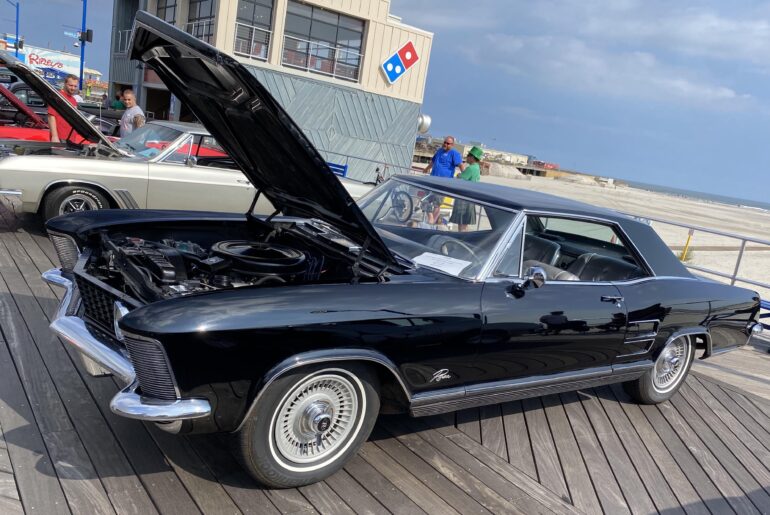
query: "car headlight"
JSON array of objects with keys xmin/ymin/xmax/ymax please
[{"xmin": 48, "ymin": 231, "xmax": 80, "ymax": 271}]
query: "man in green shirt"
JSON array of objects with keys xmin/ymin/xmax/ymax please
[{"xmin": 450, "ymin": 146, "xmax": 483, "ymax": 230}]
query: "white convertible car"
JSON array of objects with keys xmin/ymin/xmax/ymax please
[{"xmin": 0, "ymin": 51, "xmax": 371, "ymax": 220}]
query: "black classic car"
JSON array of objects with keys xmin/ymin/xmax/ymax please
[{"xmin": 43, "ymin": 12, "xmax": 763, "ymax": 488}]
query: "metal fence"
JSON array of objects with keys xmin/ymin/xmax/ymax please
[
  {"xmin": 113, "ymin": 29, "xmax": 132, "ymax": 55},
  {"xmin": 281, "ymin": 35, "xmax": 363, "ymax": 82},
  {"xmin": 318, "ymin": 148, "xmax": 421, "ymax": 183},
  {"xmin": 233, "ymin": 22, "xmax": 271, "ymax": 61},
  {"xmin": 185, "ymin": 19, "xmax": 215, "ymax": 44}
]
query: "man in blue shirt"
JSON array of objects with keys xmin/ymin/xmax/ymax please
[{"xmin": 423, "ymin": 136, "xmax": 462, "ymax": 178}]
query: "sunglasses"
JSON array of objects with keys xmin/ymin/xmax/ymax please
[{"xmin": 443, "ymin": 141, "xmax": 453, "ymax": 145}]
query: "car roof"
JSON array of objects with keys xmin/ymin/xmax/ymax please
[
  {"xmin": 149, "ymin": 119, "xmax": 210, "ymax": 135},
  {"xmin": 395, "ymin": 175, "xmax": 625, "ymax": 220}
]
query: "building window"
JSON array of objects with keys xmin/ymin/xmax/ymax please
[
  {"xmin": 187, "ymin": 0, "xmax": 216, "ymax": 43},
  {"xmin": 282, "ymin": 0, "xmax": 364, "ymax": 82},
  {"xmin": 156, "ymin": 0, "xmax": 177, "ymax": 24},
  {"xmin": 234, "ymin": 0, "xmax": 274, "ymax": 61}
]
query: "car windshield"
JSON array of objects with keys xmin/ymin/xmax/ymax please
[
  {"xmin": 357, "ymin": 179, "xmax": 518, "ymax": 279},
  {"xmin": 115, "ymin": 124, "xmax": 184, "ymax": 160}
]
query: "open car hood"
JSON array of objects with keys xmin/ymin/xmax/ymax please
[
  {"xmin": 0, "ymin": 50, "xmax": 119, "ymax": 151},
  {"xmin": 0, "ymin": 83, "xmax": 46, "ymax": 129},
  {"xmin": 129, "ymin": 11, "xmax": 398, "ymax": 270}
]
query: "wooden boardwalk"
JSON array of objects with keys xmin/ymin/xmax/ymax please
[{"xmin": 1, "ymin": 199, "xmax": 770, "ymax": 514}]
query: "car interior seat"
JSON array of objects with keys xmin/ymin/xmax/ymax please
[
  {"xmin": 566, "ymin": 253, "xmax": 644, "ymax": 282},
  {"xmin": 523, "ymin": 234, "xmax": 561, "ymax": 266}
]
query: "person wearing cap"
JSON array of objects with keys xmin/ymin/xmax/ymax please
[{"xmin": 450, "ymin": 146, "xmax": 483, "ymax": 231}]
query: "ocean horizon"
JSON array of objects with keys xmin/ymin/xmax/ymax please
[{"xmin": 622, "ymin": 180, "xmax": 770, "ymax": 212}]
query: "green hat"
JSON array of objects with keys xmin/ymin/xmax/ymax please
[{"xmin": 468, "ymin": 146, "xmax": 484, "ymax": 160}]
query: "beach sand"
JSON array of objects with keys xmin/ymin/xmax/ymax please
[{"xmin": 480, "ymin": 174, "xmax": 770, "ymax": 298}]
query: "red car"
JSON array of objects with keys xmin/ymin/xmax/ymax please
[{"xmin": 0, "ymin": 84, "xmax": 51, "ymax": 141}]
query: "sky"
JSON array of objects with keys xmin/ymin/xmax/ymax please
[
  {"xmin": 391, "ymin": 0, "xmax": 770, "ymax": 204},
  {"xmin": 7, "ymin": 1, "xmax": 770, "ymax": 204}
]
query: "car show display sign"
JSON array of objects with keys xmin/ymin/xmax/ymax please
[{"xmin": 382, "ymin": 41, "xmax": 419, "ymax": 84}]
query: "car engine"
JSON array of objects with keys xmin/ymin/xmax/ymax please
[{"xmin": 96, "ymin": 234, "xmax": 326, "ymax": 303}]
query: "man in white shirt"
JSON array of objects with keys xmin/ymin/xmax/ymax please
[{"xmin": 119, "ymin": 89, "xmax": 145, "ymax": 137}]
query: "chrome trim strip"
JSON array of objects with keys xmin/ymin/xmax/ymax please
[
  {"xmin": 235, "ymin": 348, "xmax": 413, "ymax": 432},
  {"xmin": 612, "ymin": 360, "xmax": 654, "ymax": 373},
  {"xmin": 477, "ymin": 211, "xmax": 525, "ymax": 281},
  {"xmin": 467, "ymin": 365, "xmax": 613, "ymax": 395},
  {"xmin": 43, "ymin": 269, "xmax": 136, "ymax": 384},
  {"xmin": 110, "ymin": 381, "xmax": 211, "ymax": 421},
  {"xmin": 410, "ymin": 386, "xmax": 465, "ymax": 407},
  {"xmin": 0, "ymin": 188, "xmax": 22, "ymax": 196},
  {"xmin": 664, "ymin": 327, "xmax": 712, "ymax": 359},
  {"xmin": 114, "ymin": 189, "xmax": 140, "ymax": 209}
]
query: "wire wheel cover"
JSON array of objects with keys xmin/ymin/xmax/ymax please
[
  {"xmin": 653, "ymin": 337, "xmax": 690, "ymax": 392},
  {"xmin": 273, "ymin": 374, "xmax": 359, "ymax": 464}
]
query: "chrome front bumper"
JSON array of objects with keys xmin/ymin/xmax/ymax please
[{"xmin": 43, "ymin": 268, "xmax": 211, "ymax": 422}]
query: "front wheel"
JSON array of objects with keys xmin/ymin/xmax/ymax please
[
  {"xmin": 624, "ymin": 334, "xmax": 695, "ymax": 404},
  {"xmin": 236, "ymin": 364, "xmax": 380, "ymax": 488},
  {"xmin": 43, "ymin": 186, "xmax": 109, "ymax": 221}
]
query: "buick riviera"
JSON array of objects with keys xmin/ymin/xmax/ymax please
[{"xmin": 43, "ymin": 12, "xmax": 762, "ymax": 488}]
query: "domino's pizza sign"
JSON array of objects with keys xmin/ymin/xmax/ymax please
[{"xmin": 382, "ymin": 41, "xmax": 419, "ymax": 84}]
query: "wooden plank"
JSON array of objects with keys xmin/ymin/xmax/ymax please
[
  {"xmin": 578, "ymin": 389, "xmax": 657, "ymax": 515},
  {"xmin": 641, "ymin": 399, "xmax": 752, "ymax": 514},
  {"xmin": 593, "ymin": 386, "xmax": 685, "ymax": 514},
  {"xmin": 669, "ymin": 388, "xmax": 770, "ymax": 512},
  {"xmin": 0, "ymin": 234, "xmax": 159, "ymax": 514},
  {"xmin": 148, "ymin": 428, "xmax": 241, "ymax": 515},
  {"xmin": 358, "ymin": 440, "xmax": 456, "ymax": 515},
  {"xmin": 0, "ymin": 491, "xmax": 23, "ymax": 515},
  {"xmin": 298, "ymin": 481, "xmax": 355, "ymax": 515},
  {"xmin": 607, "ymin": 385, "xmax": 708, "ymax": 515},
  {"xmin": 371, "ymin": 427, "xmax": 490, "ymax": 515},
  {"xmin": 478, "ymin": 405, "xmax": 507, "ymax": 460},
  {"xmin": 323, "ymin": 469, "xmax": 389, "ymax": 515},
  {"xmin": 381, "ymin": 419, "xmax": 527, "ymax": 514},
  {"xmin": 559, "ymin": 391, "xmax": 629, "ymax": 515},
  {"xmin": 429, "ymin": 423, "xmax": 578, "ymax": 515},
  {"xmin": 692, "ymin": 376, "xmax": 770, "ymax": 453},
  {"xmin": 187, "ymin": 435, "xmax": 280, "ymax": 515},
  {"xmin": 456, "ymin": 408, "xmax": 481, "ymax": 443},
  {"xmin": 397, "ymin": 418, "xmax": 560, "ymax": 515},
  {"xmin": 540, "ymin": 394, "xmax": 602, "ymax": 514},
  {"xmin": 500, "ymin": 401, "xmax": 537, "ymax": 479},
  {"xmin": 343, "ymin": 454, "xmax": 424, "ymax": 515},
  {"xmin": 521, "ymin": 396, "xmax": 570, "ymax": 502},
  {"xmin": 714, "ymin": 381, "xmax": 770, "ymax": 434},
  {"xmin": 0, "ymin": 328, "xmax": 69, "ymax": 514},
  {"xmin": 0, "ymin": 470, "xmax": 20, "ymax": 501}
]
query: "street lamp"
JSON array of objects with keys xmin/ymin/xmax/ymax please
[
  {"xmin": 5, "ymin": 0, "xmax": 18, "ymax": 58},
  {"xmin": 78, "ymin": 0, "xmax": 87, "ymax": 90}
]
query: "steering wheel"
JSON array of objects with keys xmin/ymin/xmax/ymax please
[
  {"xmin": 391, "ymin": 190, "xmax": 413, "ymax": 223},
  {"xmin": 439, "ymin": 237, "xmax": 480, "ymax": 263}
]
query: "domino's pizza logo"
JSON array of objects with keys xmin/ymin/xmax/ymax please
[{"xmin": 382, "ymin": 41, "xmax": 419, "ymax": 84}]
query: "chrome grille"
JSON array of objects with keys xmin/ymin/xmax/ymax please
[
  {"xmin": 124, "ymin": 335, "xmax": 177, "ymax": 401},
  {"xmin": 49, "ymin": 233, "xmax": 79, "ymax": 270},
  {"xmin": 75, "ymin": 275, "xmax": 116, "ymax": 330}
]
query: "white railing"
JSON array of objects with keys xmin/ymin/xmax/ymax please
[
  {"xmin": 185, "ymin": 19, "xmax": 215, "ymax": 43},
  {"xmin": 281, "ymin": 35, "xmax": 363, "ymax": 82},
  {"xmin": 113, "ymin": 29, "xmax": 132, "ymax": 54},
  {"xmin": 233, "ymin": 22, "xmax": 271, "ymax": 61}
]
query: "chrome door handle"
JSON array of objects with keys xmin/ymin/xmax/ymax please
[{"xmin": 601, "ymin": 295, "xmax": 624, "ymax": 303}]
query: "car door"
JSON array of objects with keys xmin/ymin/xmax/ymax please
[
  {"xmin": 146, "ymin": 134, "xmax": 261, "ymax": 213},
  {"xmin": 476, "ymin": 216, "xmax": 630, "ymax": 385}
]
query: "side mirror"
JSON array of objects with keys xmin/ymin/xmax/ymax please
[
  {"xmin": 525, "ymin": 266, "xmax": 546, "ymax": 288},
  {"xmin": 185, "ymin": 156, "xmax": 197, "ymax": 167}
]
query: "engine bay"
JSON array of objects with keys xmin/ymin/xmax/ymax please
[{"xmin": 84, "ymin": 223, "xmax": 360, "ymax": 304}]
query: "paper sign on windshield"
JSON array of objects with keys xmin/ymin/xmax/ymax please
[{"xmin": 413, "ymin": 252, "xmax": 471, "ymax": 276}]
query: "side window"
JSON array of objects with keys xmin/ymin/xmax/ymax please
[
  {"xmin": 493, "ymin": 229, "xmax": 523, "ymax": 277},
  {"xmin": 27, "ymin": 91, "xmax": 45, "ymax": 107},
  {"xmin": 14, "ymin": 89, "xmax": 26, "ymax": 104},
  {"xmin": 163, "ymin": 135, "xmax": 195, "ymax": 164},
  {"xmin": 522, "ymin": 215, "xmax": 647, "ymax": 282}
]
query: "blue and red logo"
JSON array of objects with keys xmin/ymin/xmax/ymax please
[{"xmin": 382, "ymin": 41, "xmax": 419, "ymax": 84}]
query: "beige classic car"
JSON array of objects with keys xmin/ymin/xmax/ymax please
[{"xmin": 0, "ymin": 50, "xmax": 371, "ymax": 220}]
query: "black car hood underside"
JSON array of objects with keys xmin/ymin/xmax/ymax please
[
  {"xmin": 129, "ymin": 11, "xmax": 397, "ymax": 270},
  {"xmin": 0, "ymin": 50, "xmax": 119, "ymax": 151}
]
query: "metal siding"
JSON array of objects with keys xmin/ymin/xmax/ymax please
[{"xmin": 245, "ymin": 65, "xmax": 418, "ymax": 181}]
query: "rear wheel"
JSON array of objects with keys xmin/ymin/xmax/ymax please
[
  {"xmin": 43, "ymin": 186, "xmax": 109, "ymax": 221},
  {"xmin": 236, "ymin": 363, "xmax": 380, "ymax": 488},
  {"xmin": 624, "ymin": 334, "xmax": 694, "ymax": 404}
]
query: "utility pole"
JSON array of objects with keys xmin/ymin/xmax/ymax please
[
  {"xmin": 79, "ymin": 0, "xmax": 87, "ymax": 90},
  {"xmin": 5, "ymin": 0, "xmax": 19, "ymax": 58}
]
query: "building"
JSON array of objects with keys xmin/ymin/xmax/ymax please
[{"xmin": 109, "ymin": 0, "xmax": 433, "ymax": 180}]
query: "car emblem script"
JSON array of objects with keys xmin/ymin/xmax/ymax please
[{"xmin": 430, "ymin": 368, "xmax": 451, "ymax": 383}]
